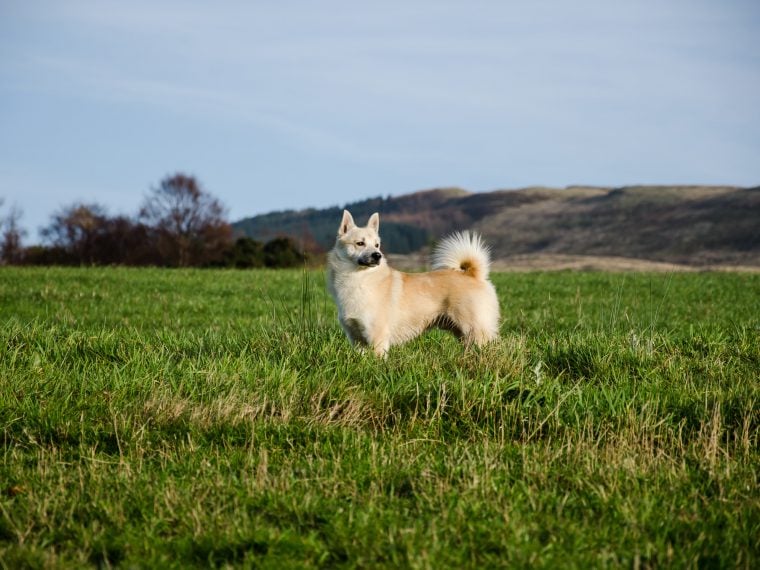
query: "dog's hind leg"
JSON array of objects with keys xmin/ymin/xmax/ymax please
[
  {"xmin": 463, "ymin": 326, "xmax": 498, "ymax": 347},
  {"xmin": 469, "ymin": 313, "xmax": 500, "ymax": 346},
  {"xmin": 448, "ymin": 305, "xmax": 499, "ymax": 348}
]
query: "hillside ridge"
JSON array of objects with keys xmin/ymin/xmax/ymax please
[{"xmin": 232, "ymin": 185, "xmax": 759, "ymax": 267}]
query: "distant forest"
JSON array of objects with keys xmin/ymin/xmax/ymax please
[
  {"xmin": 0, "ymin": 173, "xmax": 306, "ymax": 268},
  {"xmin": 233, "ymin": 194, "xmax": 442, "ymax": 254}
]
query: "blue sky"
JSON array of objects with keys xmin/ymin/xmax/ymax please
[{"xmin": 1, "ymin": 0, "xmax": 759, "ymax": 240}]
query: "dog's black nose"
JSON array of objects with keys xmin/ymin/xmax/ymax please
[{"xmin": 371, "ymin": 252, "xmax": 382, "ymax": 261}]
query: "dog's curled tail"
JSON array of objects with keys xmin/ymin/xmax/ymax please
[{"xmin": 431, "ymin": 231, "xmax": 491, "ymax": 281}]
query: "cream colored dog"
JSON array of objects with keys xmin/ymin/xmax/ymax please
[{"xmin": 326, "ymin": 210, "xmax": 500, "ymax": 356}]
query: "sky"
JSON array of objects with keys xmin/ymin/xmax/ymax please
[{"xmin": 1, "ymin": 0, "xmax": 759, "ymax": 241}]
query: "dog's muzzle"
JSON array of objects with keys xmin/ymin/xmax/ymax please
[{"xmin": 358, "ymin": 252, "xmax": 383, "ymax": 267}]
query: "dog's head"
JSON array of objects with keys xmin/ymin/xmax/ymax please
[{"xmin": 332, "ymin": 210, "xmax": 384, "ymax": 268}]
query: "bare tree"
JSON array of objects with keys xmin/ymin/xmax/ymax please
[
  {"xmin": 139, "ymin": 173, "xmax": 232, "ymax": 266},
  {"xmin": 1, "ymin": 202, "xmax": 26, "ymax": 265},
  {"xmin": 41, "ymin": 202, "xmax": 109, "ymax": 264}
]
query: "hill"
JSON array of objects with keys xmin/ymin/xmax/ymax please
[{"xmin": 232, "ymin": 185, "xmax": 760, "ymax": 267}]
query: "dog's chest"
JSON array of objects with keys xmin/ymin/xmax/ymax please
[
  {"xmin": 331, "ymin": 269, "xmax": 391, "ymax": 320},
  {"xmin": 333, "ymin": 273, "xmax": 372, "ymax": 314}
]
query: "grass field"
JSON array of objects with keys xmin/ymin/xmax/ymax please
[{"xmin": 1, "ymin": 267, "xmax": 758, "ymax": 568}]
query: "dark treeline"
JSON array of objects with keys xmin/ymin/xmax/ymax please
[
  {"xmin": 0, "ymin": 173, "xmax": 309, "ymax": 269},
  {"xmin": 233, "ymin": 195, "xmax": 431, "ymax": 254}
]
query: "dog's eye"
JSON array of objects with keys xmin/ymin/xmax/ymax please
[
  {"xmin": 356, "ymin": 241, "xmax": 365, "ymax": 246},
  {"xmin": 375, "ymin": 243, "xmax": 379, "ymax": 248}
]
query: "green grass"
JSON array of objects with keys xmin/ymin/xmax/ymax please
[{"xmin": 1, "ymin": 267, "xmax": 758, "ymax": 568}]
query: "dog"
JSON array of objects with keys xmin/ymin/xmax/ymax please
[{"xmin": 326, "ymin": 210, "xmax": 500, "ymax": 356}]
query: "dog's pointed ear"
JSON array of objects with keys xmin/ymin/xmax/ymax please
[
  {"xmin": 338, "ymin": 210, "xmax": 356, "ymax": 236},
  {"xmin": 368, "ymin": 212, "xmax": 380, "ymax": 232}
]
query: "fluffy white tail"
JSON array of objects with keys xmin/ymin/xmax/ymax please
[{"xmin": 431, "ymin": 231, "xmax": 491, "ymax": 281}]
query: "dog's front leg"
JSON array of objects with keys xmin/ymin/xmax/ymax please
[
  {"xmin": 341, "ymin": 318, "xmax": 368, "ymax": 347},
  {"xmin": 372, "ymin": 338, "xmax": 390, "ymax": 358},
  {"xmin": 370, "ymin": 323, "xmax": 391, "ymax": 358},
  {"xmin": 343, "ymin": 317, "xmax": 389, "ymax": 357}
]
